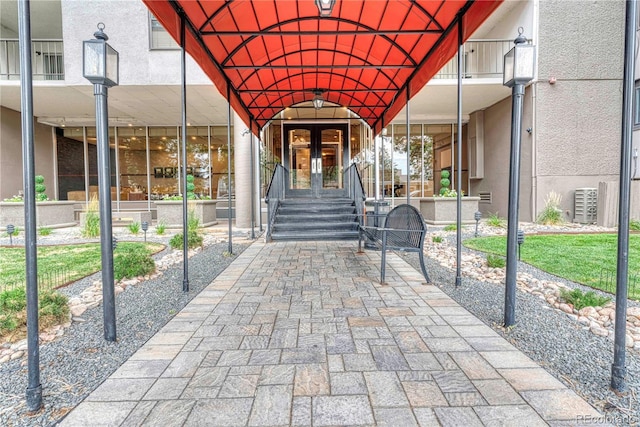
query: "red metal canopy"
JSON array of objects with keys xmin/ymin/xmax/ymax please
[{"xmin": 143, "ymin": 0, "xmax": 502, "ymax": 134}]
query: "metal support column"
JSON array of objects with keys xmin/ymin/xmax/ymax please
[
  {"xmin": 455, "ymin": 18, "xmax": 463, "ymax": 287},
  {"xmin": 227, "ymin": 86, "xmax": 233, "ymax": 254},
  {"xmin": 18, "ymin": 0, "xmax": 42, "ymax": 412},
  {"xmin": 611, "ymin": 0, "xmax": 637, "ymax": 393},
  {"xmin": 406, "ymin": 87, "xmax": 411, "ymax": 205},
  {"xmin": 180, "ymin": 13, "xmax": 189, "ymax": 292},
  {"xmin": 250, "ymin": 118, "xmax": 256, "ymax": 239}
]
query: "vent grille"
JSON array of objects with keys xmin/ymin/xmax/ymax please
[
  {"xmin": 478, "ymin": 192, "xmax": 492, "ymax": 203},
  {"xmin": 574, "ymin": 188, "xmax": 597, "ymax": 224}
]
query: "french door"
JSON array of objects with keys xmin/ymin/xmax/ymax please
[{"xmin": 284, "ymin": 124, "xmax": 348, "ymax": 198}]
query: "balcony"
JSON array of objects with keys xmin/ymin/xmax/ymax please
[
  {"xmin": 0, "ymin": 39, "xmax": 64, "ymax": 80},
  {"xmin": 434, "ymin": 39, "xmax": 513, "ymax": 80}
]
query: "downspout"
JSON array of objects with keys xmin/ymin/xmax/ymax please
[{"xmin": 530, "ymin": 0, "xmax": 540, "ymax": 222}]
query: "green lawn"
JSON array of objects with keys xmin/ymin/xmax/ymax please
[
  {"xmin": 464, "ymin": 234, "xmax": 640, "ymax": 299},
  {"xmin": 0, "ymin": 242, "xmax": 164, "ymax": 291}
]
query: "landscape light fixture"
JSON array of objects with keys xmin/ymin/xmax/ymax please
[
  {"xmin": 312, "ymin": 90, "xmax": 324, "ymax": 110},
  {"xmin": 315, "ymin": 0, "xmax": 336, "ymax": 17},
  {"xmin": 141, "ymin": 221, "xmax": 149, "ymax": 242},
  {"xmin": 503, "ymin": 27, "xmax": 535, "ymax": 328},
  {"xmin": 474, "ymin": 211, "xmax": 481, "ymax": 238},
  {"xmin": 517, "ymin": 229, "xmax": 525, "ymax": 260},
  {"xmin": 6, "ymin": 224, "xmax": 15, "ymax": 246}
]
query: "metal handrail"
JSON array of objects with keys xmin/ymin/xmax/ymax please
[
  {"xmin": 265, "ymin": 163, "xmax": 287, "ymax": 241},
  {"xmin": 0, "ymin": 39, "xmax": 65, "ymax": 80},
  {"xmin": 344, "ymin": 163, "xmax": 366, "ymax": 225},
  {"xmin": 433, "ymin": 39, "xmax": 515, "ymax": 80}
]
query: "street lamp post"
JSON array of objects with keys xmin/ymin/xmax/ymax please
[
  {"xmin": 474, "ymin": 211, "xmax": 481, "ymax": 238},
  {"xmin": 83, "ymin": 23, "xmax": 119, "ymax": 341},
  {"xmin": 503, "ymin": 28, "xmax": 535, "ymax": 327}
]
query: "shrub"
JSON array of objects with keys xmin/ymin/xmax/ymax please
[
  {"xmin": 187, "ymin": 209, "xmax": 200, "ymax": 231},
  {"xmin": 537, "ymin": 191, "xmax": 564, "ymax": 225},
  {"xmin": 170, "ymin": 230, "xmax": 203, "ymax": 250},
  {"xmin": 156, "ymin": 221, "xmax": 166, "ymax": 235},
  {"xmin": 630, "ymin": 219, "xmax": 640, "ymax": 231},
  {"xmin": 0, "ymin": 287, "xmax": 27, "ymax": 312},
  {"xmin": 559, "ymin": 288, "xmax": 610, "ymax": 310},
  {"xmin": 82, "ymin": 196, "xmax": 100, "ymax": 238},
  {"xmin": 0, "ymin": 288, "xmax": 69, "ymax": 337},
  {"xmin": 487, "ymin": 212, "xmax": 506, "ymax": 228},
  {"xmin": 186, "ymin": 174, "xmax": 196, "ymax": 200},
  {"xmin": 432, "ymin": 235, "xmax": 443, "ymax": 243},
  {"xmin": 35, "ymin": 175, "xmax": 48, "ymax": 202},
  {"xmin": 486, "ymin": 254, "xmax": 506, "ymax": 268},
  {"xmin": 128, "ymin": 222, "xmax": 141, "ymax": 235},
  {"xmin": 38, "ymin": 226, "xmax": 52, "ymax": 236},
  {"xmin": 443, "ymin": 223, "xmax": 457, "ymax": 231},
  {"xmin": 114, "ymin": 244, "xmax": 155, "ymax": 280}
]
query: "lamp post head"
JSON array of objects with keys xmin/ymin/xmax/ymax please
[
  {"xmin": 83, "ymin": 22, "xmax": 119, "ymax": 87},
  {"xmin": 517, "ymin": 229, "xmax": 525, "ymax": 245},
  {"xmin": 474, "ymin": 211, "xmax": 482, "ymax": 222},
  {"xmin": 503, "ymin": 27, "xmax": 535, "ymax": 88},
  {"xmin": 141, "ymin": 221, "xmax": 149, "ymax": 232}
]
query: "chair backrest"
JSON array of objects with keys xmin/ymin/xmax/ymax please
[{"xmin": 384, "ymin": 204, "xmax": 426, "ymax": 249}]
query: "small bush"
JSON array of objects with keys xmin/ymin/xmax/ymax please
[
  {"xmin": 486, "ymin": 254, "xmax": 506, "ymax": 268},
  {"xmin": 170, "ymin": 230, "xmax": 203, "ymax": 250},
  {"xmin": 128, "ymin": 222, "xmax": 141, "ymax": 235},
  {"xmin": 82, "ymin": 196, "xmax": 100, "ymax": 238},
  {"xmin": 0, "ymin": 287, "xmax": 27, "ymax": 312},
  {"xmin": 0, "ymin": 288, "xmax": 68, "ymax": 337},
  {"xmin": 432, "ymin": 235, "xmax": 443, "ymax": 243},
  {"xmin": 187, "ymin": 209, "xmax": 200, "ymax": 231},
  {"xmin": 487, "ymin": 212, "xmax": 505, "ymax": 228},
  {"xmin": 114, "ymin": 244, "xmax": 155, "ymax": 280},
  {"xmin": 559, "ymin": 288, "xmax": 610, "ymax": 310},
  {"xmin": 630, "ymin": 219, "xmax": 640, "ymax": 231},
  {"xmin": 5, "ymin": 226, "xmax": 20, "ymax": 237},
  {"xmin": 156, "ymin": 221, "xmax": 166, "ymax": 235},
  {"xmin": 35, "ymin": 175, "xmax": 48, "ymax": 202},
  {"xmin": 537, "ymin": 191, "xmax": 564, "ymax": 225},
  {"xmin": 38, "ymin": 226, "xmax": 52, "ymax": 236},
  {"xmin": 444, "ymin": 224, "xmax": 457, "ymax": 231}
]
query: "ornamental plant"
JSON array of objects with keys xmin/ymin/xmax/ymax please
[
  {"xmin": 35, "ymin": 175, "xmax": 48, "ymax": 201},
  {"xmin": 439, "ymin": 170, "xmax": 450, "ymax": 196}
]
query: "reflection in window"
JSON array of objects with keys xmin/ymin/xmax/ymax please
[
  {"xmin": 118, "ymin": 127, "xmax": 148, "ymax": 201},
  {"xmin": 185, "ymin": 126, "xmax": 211, "ymax": 197},
  {"xmin": 149, "ymin": 127, "xmax": 179, "ymax": 199},
  {"xmin": 56, "ymin": 127, "xmax": 86, "ymax": 201}
]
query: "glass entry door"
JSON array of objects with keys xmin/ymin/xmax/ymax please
[{"xmin": 284, "ymin": 124, "xmax": 347, "ymax": 197}]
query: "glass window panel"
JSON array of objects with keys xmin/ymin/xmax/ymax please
[
  {"xmin": 85, "ymin": 127, "xmax": 117, "ymax": 201},
  {"xmin": 186, "ymin": 126, "xmax": 210, "ymax": 198},
  {"xmin": 149, "ymin": 14, "xmax": 179, "ymax": 50},
  {"xmin": 57, "ymin": 128, "xmax": 86, "ymax": 201},
  {"xmin": 210, "ymin": 125, "xmax": 232, "ymax": 199},
  {"xmin": 149, "ymin": 127, "xmax": 179, "ymax": 199},
  {"xmin": 118, "ymin": 127, "xmax": 148, "ymax": 201}
]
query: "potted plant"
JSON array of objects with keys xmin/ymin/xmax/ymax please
[{"xmin": 418, "ymin": 170, "xmax": 480, "ymax": 225}]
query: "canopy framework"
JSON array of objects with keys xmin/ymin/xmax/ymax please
[{"xmin": 143, "ymin": 0, "xmax": 502, "ymax": 133}]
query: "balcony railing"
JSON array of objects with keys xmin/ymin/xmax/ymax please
[
  {"xmin": 433, "ymin": 39, "xmax": 514, "ymax": 80},
  {"xmin": 0, "ymin": 39, "xmax": 64, "ymax": 81}
]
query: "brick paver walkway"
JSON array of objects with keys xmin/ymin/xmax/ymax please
[{"xmin": 60, "ymin": 240, "xmax": 602, "ymax": 426}]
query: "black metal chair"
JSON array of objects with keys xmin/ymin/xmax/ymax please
[{"xmin": 358, "ymin": 204, "xmax": 431, "ymax": 284}]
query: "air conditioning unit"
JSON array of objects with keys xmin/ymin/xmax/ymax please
[{"xmin": 574, "ymin": 188, "xmax": 597, "ymax": 224}]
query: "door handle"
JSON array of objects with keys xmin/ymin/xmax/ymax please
[
  {"xmin": 311, "ymin": 158, "xmax": 317, "ymax": 174},
  {"xmin": 316, "ymin": 157, "xmax": 322, "ymax": 173}
]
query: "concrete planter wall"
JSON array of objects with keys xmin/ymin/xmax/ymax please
[
  {"xmin": 0, "ymin": 201, "xmax": 76, "ymax": 228},
  {"xmin": 419, "ymin": 197, "xmax": 480, "ymax": 225},
  {"xmin": 155, "ymin": 200, "xmax": 218, "ymax": 228}
]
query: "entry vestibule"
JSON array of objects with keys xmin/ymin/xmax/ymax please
[{"xmin": 283, "ymin": 123, "xmax": 349, "ymax": 198}]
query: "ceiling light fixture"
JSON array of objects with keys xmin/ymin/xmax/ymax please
[
  {"xmin": 315, "ymin": 0, "xmax": 336, "ymax": 17},
  {"xmin": 312, "ymin": 90, "xmax": 324, "ymax": 110}
]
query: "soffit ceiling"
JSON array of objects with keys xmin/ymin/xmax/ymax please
[{"xmin": 143, "ymin": 0, "xmax": 502, "ymax": 134}]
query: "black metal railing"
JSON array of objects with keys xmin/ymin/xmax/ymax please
[
  {"xmin": 344, "ymin": 163, "xmax": 366, "ymax": 225},
  {"xmin": 265, "ymin": 163, "xmax": 287, "ymax": 241},
  {"xmin": 1, "ymin": 39, "xmax": 65, "ymax": 80}
]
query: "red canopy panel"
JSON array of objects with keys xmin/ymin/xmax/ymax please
[{"xmin": 143, "ymin": 0, "xmax": 502, "ymax": 134}]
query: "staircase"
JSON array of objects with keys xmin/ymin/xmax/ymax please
[{"xmin": 270, "ymin": 198, "xmax": 360, "ymax": 241}]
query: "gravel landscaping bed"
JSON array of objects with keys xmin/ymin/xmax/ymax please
[
  {"xmin": 0, "ymin": 238, "xmax": 249, "ymax": 427},
  {"xmin": 401, "ymin": 227, "xmax": 640, "ymax": 426}
]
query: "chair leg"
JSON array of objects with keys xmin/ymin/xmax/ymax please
[
  {"xmin": 381, "ymin": 233, "xmax": 387, "ymax": 284},
  {"xmin": 418, "ymin": 252, "xmax": 431, "ymax": 283}
]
